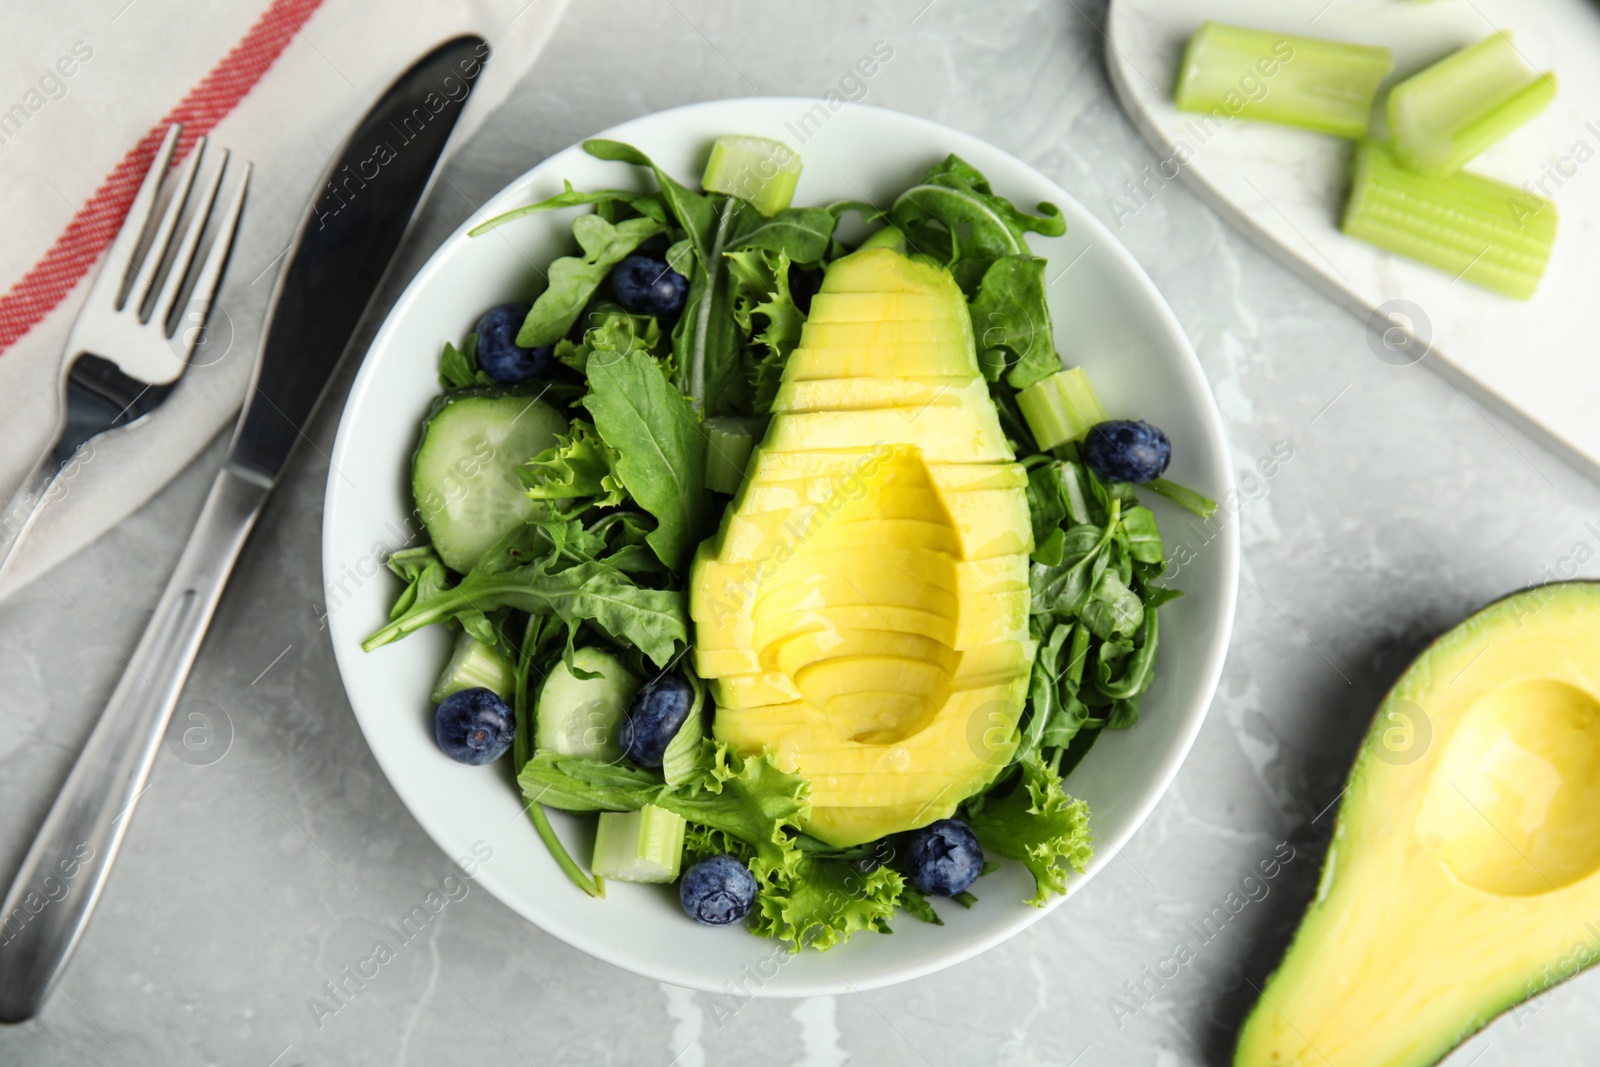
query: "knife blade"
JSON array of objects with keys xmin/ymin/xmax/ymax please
[{"xmin": 0, "ymin": 35, "xmax": 486, "ymax": 1023}]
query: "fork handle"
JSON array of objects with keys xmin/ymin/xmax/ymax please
[{"xmin": 0, "ymin": 462, "xmax": 267, "ymax": 1022}]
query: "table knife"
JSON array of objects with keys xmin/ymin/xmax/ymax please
[{"xmin": 0, "ymin": 34, "xmax": 488, "ymax": 1023}]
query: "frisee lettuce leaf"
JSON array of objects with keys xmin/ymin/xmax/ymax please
[
  {"xmin": 964, "ymin": 761, "xmax": 1092, "ymax": 907},
  {"xmin": 726, "ymin": 247, "xmax": 805, "ymax": 413},
  {"xmin": 750, "ymin": 854, "xmax": 903, "ymax": 953},
  {"xmin": 521, "ymin": 421, "xmax": 626, "ymax": 506}
]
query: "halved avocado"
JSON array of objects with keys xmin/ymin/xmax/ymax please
[
  {"xmin": 688, "ymin": 248, "xmax": 1035, "ymax": 847},
  {"xmin": 1236, "ymin": 581, "xmax": 1600, "ymax": 1067}
]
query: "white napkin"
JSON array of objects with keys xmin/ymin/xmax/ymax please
[{"xmin": 0, "ymin": 0, "xmax": 570, "ymax": 601}]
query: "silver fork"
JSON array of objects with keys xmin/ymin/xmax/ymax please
[{"xmin": 0, "ymin": 124, "xmax": 251, "ymax": 590}]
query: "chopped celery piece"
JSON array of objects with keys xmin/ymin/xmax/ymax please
[
  {"xmin": 1342, "ymin": 140, "xmax": 1556, "ymax": 300},
  {"xmin": 1018, "ymin": 367, "xmax": 1108, "ymax": 451},
  {"xmin": 1389, "ymin": 31, "xmax": 1557, "ymax": 177},
  {"xmin": 702, "ymin": 135, "xmax": 802, "ymax": 215},
  {"xmin": 431, "ymin": 631, "xmax": 515, "ymax": 704},
  {"xmin": 591, "ymin": 805, "xmax": 686, "ymax": 883},
  {"xmin": 704, "ymin": 416, "xmax": 762, "ymax": 494},
  {"xmin": 1174, "ymin": 21, "xmax": 1392, "ymax": 139}
]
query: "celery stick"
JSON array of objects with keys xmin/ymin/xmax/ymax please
[
  {"xmin": 1175, "ymin": 21, "xmax": 1392, "ymax": 139},
  {"xmin": 592, "ymin": 805, "xmax": 686, "ymax": 883},
  {"xmin": 431, "ymin": 631, "xmax": 515, "ymax": 704},
  {"xmin": 704, "ymin": 416, "xmax": 762, "ymax": 494},
  {"xmin": 702, "ymin": 135, "xmax": 802, "ymax": 215},
  {"xmin": 1389, "ymin": 31, "xmax": 1557, "ymax": 177},
  {"xmin": 1341, "ymin": 140, "xmax": 1556, "ymax": 300},
  {"xmin": 1018, "ymin": 368, "xmax": 1108, "ymax": 451}
]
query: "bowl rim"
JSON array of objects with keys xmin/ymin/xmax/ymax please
[{"xmin": 323, "ymin": 96, "xmax": 1239, "ymax": 995}]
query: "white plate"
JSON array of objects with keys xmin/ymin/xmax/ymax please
[{"xmin": 323, "ymin": 98, "xmax": 1239, "ymax": 995}]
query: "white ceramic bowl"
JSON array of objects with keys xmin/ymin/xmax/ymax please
[{"xmin": 324, "ymin": 98, "xmax": 1238, "ymax": 995}]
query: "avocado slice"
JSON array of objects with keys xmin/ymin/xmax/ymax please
[
  {"xmin": 1236, "ymin": 581, "xmax": 1600, "ymax": 1067},
  {"xmin": 688, "ymin": 248, "xmax": 1036, "ymax": 847}
]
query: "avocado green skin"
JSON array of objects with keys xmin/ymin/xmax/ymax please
[{"xmin": 1234, "ymin": 581, "xmax": 1600, "ymax": 1067}]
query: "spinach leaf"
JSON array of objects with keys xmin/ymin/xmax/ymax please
[
  {"xmin": 583, "ymin": 348, "xmax": 709, "ymax": 573},
  {"xmin": 1080, "ymin": 568, "xmax": 1144, "ymax": 641},
  {"xmin": 517, "ymin": 214, "xmax": 665, "ymax": 348}
]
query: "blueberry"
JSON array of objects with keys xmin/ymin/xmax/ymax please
[
  {"xmin": 610, "ymin": 255, "xmax": 689, "ymax": 317},
  {"xmin": 788, "ymin": 264, "xmax": 824, "ymax": 315},
  {"xmin": 903, "ymin": 819, "xmax": 984, "ymax": 897},
  {"xmin": 679, "ymin": 855, "xmax": 758, "ymax": 926},
  {"xmin": 434, "ymin": 688, "xmax": 515, "ymax": 765},
  {"xmin": 474, "ymin": 302, "xmax": 552, "ymax": 384},
  {"xmin": 1081, "ymin": 419, "xmax": 1172, "ymax": 484},
  {"xmin": 620, "ymin": 673, "xmax": 694, "ymax": 768}
]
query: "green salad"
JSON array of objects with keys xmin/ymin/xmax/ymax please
[{"xmin": 362, "ymin": 133, "xmax": 1211, "ymax": 951}]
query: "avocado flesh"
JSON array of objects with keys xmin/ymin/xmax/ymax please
[
  {"xmin": 1236, "ymin": 582, "xmax": 1600, "ymax": 1067},
  {"xmin": 689, "ymin": 248, "xmax": 1035, "ymax": 847}
]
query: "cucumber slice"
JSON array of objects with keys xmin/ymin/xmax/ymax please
[
  {"xmin": 534, "ymin": 646, "xmax": 643, "ymax": 761},
  {"xmin": 592, "ymin": 805, "xmax": 686, "ymax": 883},
  {"xmin": 412, "ymin": 390, "xmax": 567, "ymax": 573},
  {"xmin": 431, "ymin": 631, "xmax": 515, "ymax": 704}
]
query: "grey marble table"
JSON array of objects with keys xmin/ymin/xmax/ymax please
[{"xmin": 4, "ymin": 2, "xmax": 1599, "ymax": 1065}]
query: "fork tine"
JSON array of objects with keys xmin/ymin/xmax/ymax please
[
  {"xmin": 170, "ymin": 161, "xmax": 251, "ymax": 364},
  {"xmin": 98, "ymin": 124, "xmax": 181, "ymax": 310},
  {"xmin": 127, "ymin": 136, "xmax": 205, "ymax": 320},
  {"xmin": 152, "ymin": 146, "xmax": 228, "ymax": 330}
]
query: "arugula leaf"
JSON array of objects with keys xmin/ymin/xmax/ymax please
[
  {"xmin": 727, "ymin": 206, "xmax": 836, "ymax": 263},
  {"xmin": 582, "ymin": 348, "xmax": 709, "ymax": 573},
  {"xmin": 521, "ymin": 421, "xmax": 626, "ymax": 505},
  {"xmin": 1118, "ymin": 505, "xmax": 1164, "ymax": 563},
  {"xmin": 1080, "ymin": 569, "xmax": 1144, "ymax": 641},
  {"xmin": 726, "ymin": 247, "xmax": 805, "ymax": 413},
  {"xmin": 670, "ymin": 224, "xmax": 748, "ymax": 414},
  {"xmin": 751, "ymin": 854, "xmax": 903, "ymax": 952},
  {"xmin": 438, "ymin": 333, "xmax": 494, "ymax": 391},
  {"xmin": 964, "ymin": 761, "xmax": 1092, "ymax": 907},
  {"xmin": 518, "ymin": 741, "xmax": 809, "ymax": 877},
  {"xmin": 583, "ymin": 139, "xmax": 716, "ymax": 261},
  {"xmin": 468, "ymin": 179, "xmax": 668, "ymax": 236},
  {"xmin": 517, "ymin": 214, "xmax": 665, "ymax": 348},
  {"xmin": 898, "ymin": 886, "xmax": 944, "ymax": 926},
  {"xmin": 919, "ymin": 155, "xmax": 1066, "ymax": 245},
  {"xmin": 384, "ymin": 546, "xmax": 449, "ymax": 620},
  {"xmin": 968, "ymin": 257, "xmax": 1061, "ymax": 390},
  {"xmin": 363, "ymin": 556, "xmax": 686, "ymax": 667}
]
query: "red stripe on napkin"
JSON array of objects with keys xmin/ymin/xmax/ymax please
[{"xmin": 0, "ymin": 0, "xmax": 324, "ymax": 355}]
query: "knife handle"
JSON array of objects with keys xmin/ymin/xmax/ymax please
[{"xmin": 0, "ymin": 463, "xmax": 267, "ymax": 1022}]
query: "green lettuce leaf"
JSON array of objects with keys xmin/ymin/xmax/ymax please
[{"xmin": 965, "ymin": 761, "xmax": 1092, "ymax": 907}]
